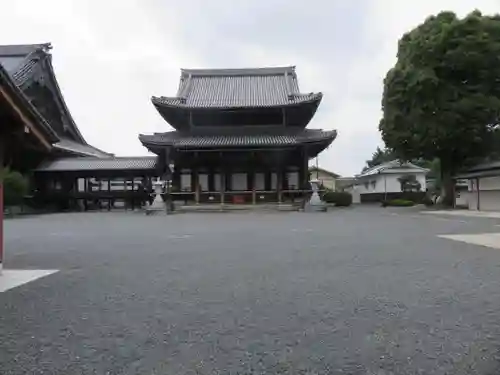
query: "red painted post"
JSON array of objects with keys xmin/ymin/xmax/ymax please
[{"xmin": 0, "ymin": 182, "xmax": 3, "ymax": 273}]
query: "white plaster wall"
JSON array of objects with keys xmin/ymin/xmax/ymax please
[
  {"xmin": 214, "ymin": 173, "xmax": 221, "ymax": 191},
  {"xmin": 467, "ymin": 177, "xmax": 500, "ymax": 211},
  {"xmin": 287, "ymin": 172, "xmax": 299, "ymax": 189},
  {"xmin": 255, "ymin": 173, "xmax": 265, "ymax": 190},
  {"xmin": 271, "ymin": 173, "xmax": 277, "ymax": 190},
  {"xmin": 313, "ymin": 171, "xmax": 336, "ymax": 190},
  {"xmin": 478, "ymin": 191, "xmax": 500, "ymax": 211},
  {"xmin": 357, "ymin": 173, "xmax": 426, "ymax": 195},
  {"xmin": 198, "ymin": 174, "xmax": 209, "ymax": 191},
  {"xmin": 231, "ymin": 173, "xmax": 247, "ymax": 191},
  {"xmin": 455, "ymin": 190, "xmax": 470, "ymax": 207},
  {"xmin": 479, "ymin": 176, "xmax": 500, "ymax": 191},
  {"xmin": 180, "ymin": 173, "xmax": 191, "ymax": 191}
]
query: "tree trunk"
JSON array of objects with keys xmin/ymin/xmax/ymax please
[{"xmin": 440, "ymin": 161, "xmax": 455, "ymax": 207}]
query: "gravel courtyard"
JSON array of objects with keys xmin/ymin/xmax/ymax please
[{"xmin": 2, "ymin": 207, "xmax": 500, "ymax": 374}]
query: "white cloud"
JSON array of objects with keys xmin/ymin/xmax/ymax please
[{"xmin": 0, "ymin": 0, "xmax": 498, "ymax": 175}]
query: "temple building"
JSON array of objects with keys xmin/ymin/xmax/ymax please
[
  {"xmin": 1, "ymin": 43, "xmax": 336, "ymax": 209},
  {"xmin": 139, "ymin": 66, "xmax": 337, "ymax": 204}
]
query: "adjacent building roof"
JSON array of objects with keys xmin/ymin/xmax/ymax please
[
  {"xmin": 0, "ymin": 44, "xmax": 48, "ymax": 73},
  {"xmin": 152, "ymin": 66, "xmax": 322, "ymax": 109},
  {"xmin": 139, "ymin": 129, "xmax": 337, "ymax": 149},
  {"xmin": 0, "ymin": 59, "xmax": 58, "ymax": 148},
  {"xmin": 357, "ymin": 160, "xmax": 430, "ymax": 178},
  {"xmin": 455, "ymin": 159, "xmax": 500, "ymax": 179},
  {"xmin": 0, "ymin": 43, "xmax": 111, "ymax": 158},
  {"xmin": 309, "ymin": 166, "xmax": 340, "ymax": 178},
  {"xmin": 53, "ymin": 138, "xmax": 114, "ymax": 158},
  {"xmin": 35, "ymin": 157, "xmax": 158, "ymax": 172}
]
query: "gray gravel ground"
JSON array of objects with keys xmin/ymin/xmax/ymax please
[{"xmin": 2, "ymin": 207, "xmax": 500, "ymax": 374}]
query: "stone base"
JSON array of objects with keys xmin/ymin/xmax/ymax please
[
  {"xmin": 304, "ymin": 202, "xmax": 327, "ymax": 212},
  {"xmin": 303, "ymin": 191, "xmax": 327, "ymax": 212}
]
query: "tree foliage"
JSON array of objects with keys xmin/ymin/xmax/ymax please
[
  {"xmin": 1, "ymin": 168, "xmax": 28, "ymax": 207},
  {"xmin": 363, "ymin": 147, "xmax": 395, "ymax": 171},
  {"xmin": 379, "ymin": 10, "xmax": 500, "ymax": 205}
]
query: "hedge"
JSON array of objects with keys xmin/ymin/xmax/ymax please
[
  {"xmin": 322, "ymin": 191, "xmax": 353, "ymax": 206},
  {"xmin": 381, "ymin": 199, "xmax": 415, "ymax": 207}
]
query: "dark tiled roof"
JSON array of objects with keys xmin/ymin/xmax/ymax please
[
  {"xmin": 35, "ymin": 157, "xmax": 158, "ymax": 172},
  {"xmin": 139, "ymin": 129, "xmax": 337, "ymax": 149},
  {"xmin": 467, "ymin": 160, "xmax": 500, "ymax": 172},
  {"xmin": 53, "ymin": 138, "xmax": 114, "ymax": 158},
  {"xmin": 10, "ymin": 49, "xmax": 46, "ymax": 87},
  {"xmin": 0, "ymin": 44, "xmax": 49, "ymax": 56},
  {"xmin": 0, "ymin": 61, "xmax": 59, "ymax": 144},
  {"xmin": 0, "ymin": 43, "xmax": 103, "ymax": 149},
  {"xmin": 152, "ymin": 66, "xmax": 322, "ymax": 109},
  {"xmin": 455, "ymin": 159, "xmax": 500, "ymax": 179},
  {"xmin": 0, "ymin": 43, "xmax": 49, "ymax": 76}
]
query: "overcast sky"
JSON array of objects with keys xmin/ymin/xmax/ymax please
[{"xmin": 1, "ymin": 1, "xmax": 498, "ymax": 176}]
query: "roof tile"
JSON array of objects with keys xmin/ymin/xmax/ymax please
[
  {"xmin": 153, "ymin": 66, "xmax": 322, "ymax": 108},
  {"xmin": 35, "ymin": 157, "xmax": 158, "ymax": 172},
  {"xmin": 139, "ymin": 129, "xmax": 337, "ymax": 149},
  {"xmin": 53, "ymin": 138, "xmax": 113, "ymax": 158}
]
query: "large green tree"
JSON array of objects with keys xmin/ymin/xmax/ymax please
[
  {"xmin": 362, "ymin": 146, "xmax": 395, "ymax": 171},
  {"xmin": 379, "ymin": 10, "xmax": 500, "ymax": 205}
]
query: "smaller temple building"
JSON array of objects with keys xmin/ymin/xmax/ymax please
[{"xmin": 139, "ymin": 66, "xmax": 337, "ymax": 204}]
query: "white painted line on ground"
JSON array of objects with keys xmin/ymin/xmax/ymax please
[
  {"xmin": 0, "ymin": 270, "xmax": 59, "ymax": 293},
  {"xmin": 438, "ymin": 233, "xmax": 500, "ymax": 250},
  {"xmin": 423, "ymin": 210, "xmax": 500, "ymax": 219},
  {"xmin": 410, "ymin": 214, "xmax": 468, "ymax": 223},
  {"xmin": 168, "ymin": 235, "xmax": 192, "ymax": 239}
]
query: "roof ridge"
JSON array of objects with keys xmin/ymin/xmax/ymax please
[
  {"xmin": 0, "ymin": 43, "xmax": 51, "ymax": 57},
  {"xmin": 180, "ymin": 66, "xmax": 296, "ymax": 77}
]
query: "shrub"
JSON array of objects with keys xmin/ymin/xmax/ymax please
[
  {"xmin": 382, "ymin": 199, "xmax": 415, "ymax": 207},
  {"xmin": 1, "ymin": 168, "xmax": 28, "ymax": 207},
  {"xmin": 322, "ymin": 191, "xmax": 353, "ymax": 206},
  {"xmin": 421, "ymin": 196, "xmax": 434, "ymax": 207}
]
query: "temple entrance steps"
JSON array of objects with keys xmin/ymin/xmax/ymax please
[{"xmin": 176, "ymin": 202, "xmax": 301, "ymax": 213}]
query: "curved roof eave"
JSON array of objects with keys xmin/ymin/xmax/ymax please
[
  {"xmin": 138, "ymin": 129, "xmax": 337, "ymax": 149},
  {"xmin": 151, "ymin": 92, "xmax": 322, "ymax": 111}
]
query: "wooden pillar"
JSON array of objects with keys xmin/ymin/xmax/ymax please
[
  {"xmin": 108, "ymin": 177, "xmax": 112, "ymax": 211},
  {"xmin": 476, "ymin": 177, "xmax": 481, "ymax": 211},
  {"xmin": 277, "ymin": 165, "xmax": 282, "ymax": 203},
  {"xmin": 219, "ymin": 171, "xmax": 225, "ymax": 205},
  {"xmin": 252, "ymin": 169, "xmax": 256, "ymax": 205},
  {"xmin": 194, "ymin": 169, "xmax": 200, "ymax": 204},
  {"xmin": 301, "ymin": 146, "xmax": 309, "ymax": 190}
]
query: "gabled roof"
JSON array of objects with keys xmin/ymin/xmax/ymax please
[
  {"xmin": 1, "ymin": 43, "xmax": 87, "ymax": 143},
  {"xmin": 0, "ymin": 60, "xmax": 58, "ymax": 148},
  {"xmin": 0, "ymin": 43, "xmax": 110, "ymax": 158},
  {"xmin": 35, "ymin": 157, "xmax": 158, "ymax": 172},
  {"xmin": 152, "ymin": 66, "xmax": 322, "ymax": 109},
  {"xmin": 309, "ymin": 166, "xmax": 340, "ymax": 178},
  {"xmin": 356, "ymin": 159, "xmax": 430, "ymax": 178}
]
